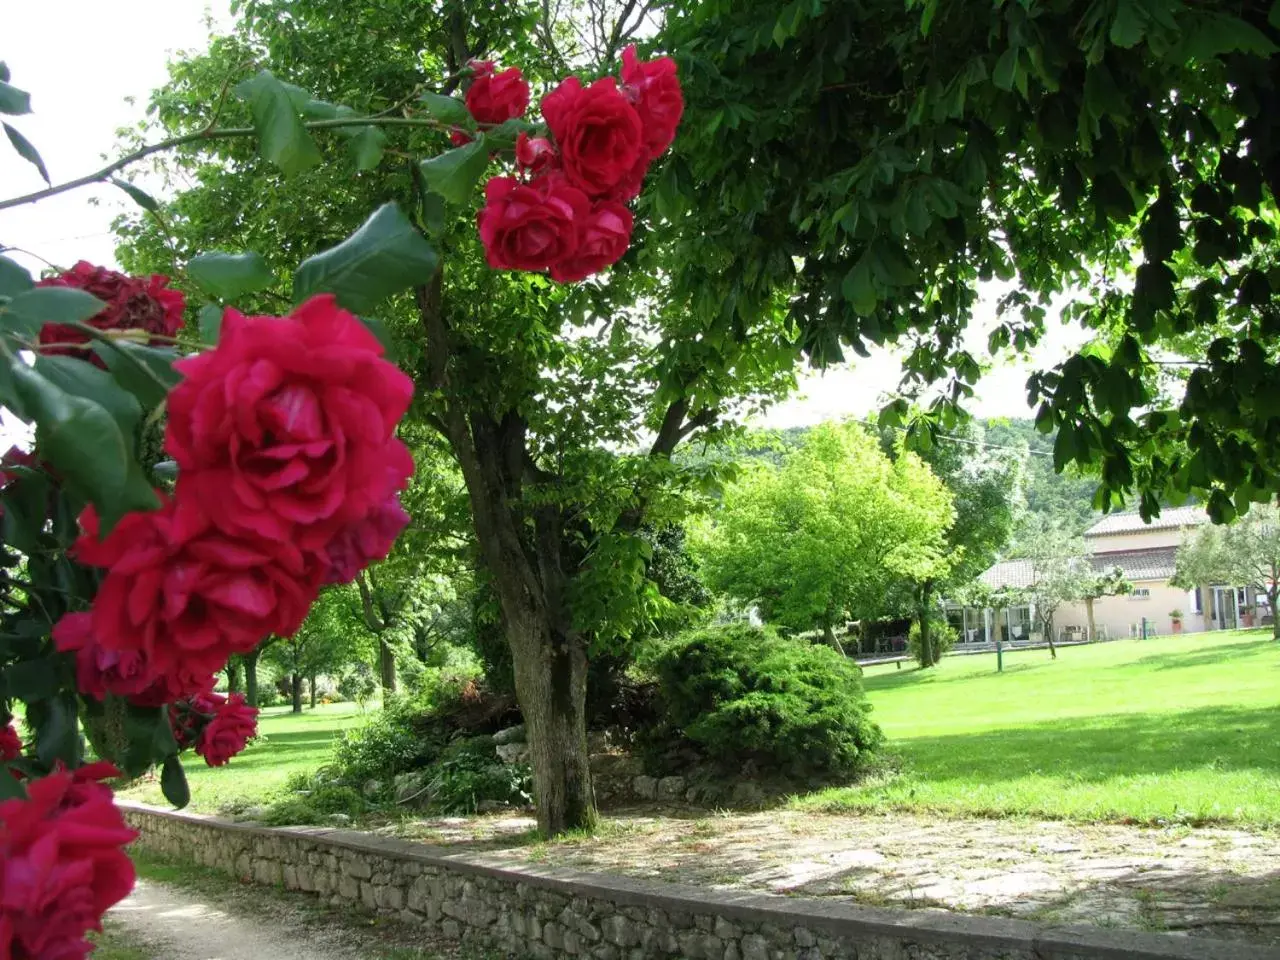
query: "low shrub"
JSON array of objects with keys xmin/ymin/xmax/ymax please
[
  {"xmin": 424, "ymin": 736, "xmax": 532, "ymax": 814},
  {"xmin": 908, "ymin": 617, "xmax": 957, "ymax": 667},
  {"xmin": 643, "ymin": 623, "xmax": 884, "ymax": 779},
  {"xmin": 260, "ymin": 784, "xmax": 366, "ymax": 826}
]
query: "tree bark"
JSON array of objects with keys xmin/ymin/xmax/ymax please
[
  {"xmin": 821, "ymin": 619, "xmax": 845, "ymax": 656},
  {"xmin": 225, "ymin": 658, "xmax": 242, "ymax": 694},
  {"xmin": 915, "ymin": 583, "xmax": 935, "ymax": 667},
  {"xmin": 1044, "ymin": 614, "xmax": 1058, "ymax": 659},
  {"xmin": 1269, "ymin": 584, "xmax": 1280, "ymax": 639},
  {"xmin": 308, "ymin": 670, "xmax": 318, "ymax": 708},
  {"xmin": 378, "ymin": 638, "xmax": 397, "ymax": 694},
  {"xmin": 1085, "ymin": 596, "xmax": 1096, "ymax": 642},
  {"xmin": 244, "ymin": 648, "xmax": 261, "ymax": 708},
  {"xmin": 290, "ymin": 672, "xmax": 303, "ymax": 714}
]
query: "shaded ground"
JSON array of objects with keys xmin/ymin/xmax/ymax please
[
  {"xmin": 384, "ymin": 807, "xmax": 1280, "ymax": 946},
  {"xmin": 101, "ymin": 858, "xmax": 480, "ymax": 960}
]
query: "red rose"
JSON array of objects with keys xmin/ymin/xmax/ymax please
[
  {"xmin": 449, "ymin": 128, "xmax": 472, "ymax": 147},
  {"xmin": 323, "ymin": 494, "xmax": 410, "ymax": 584},
  {"xmin": 53, "ymin": 612, "xmax": 152, "ymax": 701},
  {"xmin": 620, "ymin": 45, "xmax": 684, "ymax": 160},
  {"xmin": 36, "ymin": 261, "xmax": 185, "ymax": 362},
  {"xmin": 191, "ymin": 692, "xmax": 258, "ymax": 767},
  {"xmin": 0, "ymin": 765, "xmax": 136, "ymax": 960},
  {"xmin": 466, "ymin": 64, "xmax": 530, "ymax": 126},
  {"xmin": 541, "ymin": 76, "xmax": 645, "ymax": 200},
  {"xmin": 164, "ymin": 296, "xmax": 415, "ymax": 552},
  {"xmin": 478, "ymin": 174, "xmax": 589, "ymax": 272},
  {"xmin": 550, "ymin": 201, "xmax": 633, "ymax": 283},
  {"xmin": 0, "ymin": 723, "xmax": 19, "ymax": 762},
  {"xmin": 516, "ymin": 132, "xmax": 558, "ymax": 176},
  {"xmin": 72, "ymin": 495, "xmax": 321, "ymax": 686}
]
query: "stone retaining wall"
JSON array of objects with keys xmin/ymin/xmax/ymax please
[{"xmin": 120, "ymin": 802, "xmax": 1274, "ymax": 960}]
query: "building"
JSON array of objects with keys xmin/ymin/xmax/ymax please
[{"xmin": 946, "ymin": 507, "xmax": 1263, "ymax": 646}]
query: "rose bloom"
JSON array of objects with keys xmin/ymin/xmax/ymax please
[
  {"xmin": 620, "ymin": 44, "xmax": 684, "ymax": 160},
  {"xmin": 36, "ymin": 261, "xmax": 185, "ymax": 361},
  {"xmin": 191, "ymin": 692, "xmax": 258, "ymax": 767},
  {"xmin": 515, "ymin": 131, "xmax": 558, "ymax": 176},
  {"xmin": 0, "ymin": 764, "xmax": 136, "ymax": 960},
  {"xmin": 72, "ymin": 495, "xmax": 320, "ymax": 686},
  {"xmin": 465, "ymin": 61, "xmax": 530, "ymax": 126},
  {"xmin": 541, "ymin": 76, "xmax": 645, "ymax": 200},
  {"xmin": 164, "ymin": 296, "xmax": 414, "ymax": 552},
  {"xmin": 323, "ymin": 494, "xmax": 410, "ymax": 584},
  {"xmin": 478, "ymin": 174, "xmax": 589, "ymax": 273},
  {"xmin": 0, "ymin": 723, "xmax": 19, "ymax": 762},
  {"xmin": 550, "ymin": 201, "xmax": 633, "ymax": 283}
]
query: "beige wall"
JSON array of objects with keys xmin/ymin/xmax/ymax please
[
  {"xmin": 1086, "ymin": 527, "xmax": 1193, "ymax": 554},
  {"xmin": 1086, "ymin": 580, "xmax": 1204, "ymax": 638}
]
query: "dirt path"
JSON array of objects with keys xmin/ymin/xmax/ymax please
[
  {"xmin": 387, "ymin": 807, "xmax": 1280, "ymax": 947},
  {"xmin": 105, "ymin": 877, "xmax": 456, "ymax": 960}
]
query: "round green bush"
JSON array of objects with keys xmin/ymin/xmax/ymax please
[
  {"xmin": 644, "ymin": 623, "xmax": 884, "ymax": 778},
  {"xmin": 908, "ymin": 616, "xmax": 957, "ymax": 667}
]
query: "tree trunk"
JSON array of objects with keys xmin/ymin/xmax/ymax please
[
  {"xmin": 378, "ymin": 638, "xmax": 397, "ymax": 694},
  {"xmin": 1044, "ymin": 615, "xmax": 1058, "ymax": 659},
  {"xmin": 1085, "ymin": 596, "xmax": 1096, "ymax": 641},
  {"xmin": 225, "ymin": 659, "xmax": 243, "ymax": 694},
  {"xmin": 915, "ymin": 583, "xmax": 935, "ymax": 667},
  {"xmin": 509, "ymin": 616, "xmax": 596, "ymax": 837},
  {"xmin": 308, "ymin": 670, "xmax": 318, "ymax": 709},
  {"xmin": 290, "ymin": 672, "xmax": 303, "ymax": 714},
  {"xmin": 821, "ymin": 619, "xmax": 845, "ymax": 656},
  {"xmin": 244, "ymin": 648, "xmax": 261, "ymax": 708},
  {"xmin": 1270, "ymin": 586, "xmax": 1280, "ymax": 639}
]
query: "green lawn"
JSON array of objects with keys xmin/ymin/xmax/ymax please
[
  {"xmin": 799, "ymin": 629, "xmax": 1280, "ymax": 826},
  {"xmin": 118, "ymin": 701, "xmax": 367, "ymax": 812}
]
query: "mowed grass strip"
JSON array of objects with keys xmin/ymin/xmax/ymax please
[
  {"xmin": 799, "ymin": 630, "xmax": 1280, "ymax": 826},
  {"xmin": 118, "ymin": 700, "xmax": 366, "ymax": 812}
]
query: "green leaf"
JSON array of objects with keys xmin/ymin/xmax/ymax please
[
  {"xmin": 419, "ymin": 91, "xmax": 473, "ymax": 128},
  {"xmin": 3, "ymin": 123, "xmax": 48, "ymax": 184},
  {"xmin": 347, "ymin": 126, "xmax": 386, "ymax": 171},
  {"xmin": 92, "ymin": 341, "xmax": 182, "ymax": 412},
  {"xmin": 2, "ymin": 287, "xmax": 105, "ymax": 338},
  {"xmin": 841, "ymin": 257, "xmax": 877, "ymax": 316},
  {"xmin": 187, "ymin": 251, "xmax": 275, "ymax": 300},
  {"xmin": 993, "ymin": 48, "xmax": 1018, "ymax": 91},
  {"xmin": 1109, "ymin": 0, "xmax": 1146, "ymax": 47},
  {"xmin": 0, "ymin": 768, "xmax": 23, "ymax": 800},
  {"xmin": 418, "ymin": 137, "xmax": 489, "ymax": 205},
  {"xmin": 3, "ymin": 656, "xmax": 61, "ymax": 700},
  {"xmin": 161, "ymin": 755, "xmax": 191, "ymax": 809},
  {"xmin": 0, "ymin": 81, "xmax": 31, "ymax": 116},
  {"xmin": 1180, "ymin": 12, "xmax": 1277, "ymax": 59},
  {"xmin": 0, "ymin": 255, "xmax": 33, "ymax": 299},
  {"xmin": 198, "ymin": 304, "xmax": 223, "ymax": 345},
  {"xmin": 11, "ymin": 361, "xmax": 158, "ymax": 531},
  {"xmin": 35, "ymin": 355, "xmax": 142, "ymax": 439},
  {"xmin": 358, "ymin": 316, "xmax": 397, "ymax": 360},
  {"xmin": 233, "ymin": 70, "xmax": 322, "ymax": 175},
  {"xmin": 293, "ymin": 202, "xmax": 439, "ymax": 313},
  {"xmin": 110, "ymin": 177, "xmax": 159, "ymax": 213},
  {"xmin": 32, "ymin": 694, "xmax": 80, "ymax": 768}
]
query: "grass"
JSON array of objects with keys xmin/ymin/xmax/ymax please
[
  {"xmin": 798, "ymin": 629, "xmax": 1280, "ymax": 826},
  {"xmin": 118, "ymin": 700, "xmax": 367, "ymax": 812}
]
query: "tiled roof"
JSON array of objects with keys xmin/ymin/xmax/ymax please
[
  {"xmin": 1084, "ymin": 505, "xmax": 1206, "ymax": 537},
  {"xmin": 978, "ymin": 546, "xmax": 1180, "ymax": 591},
  {"xmin": 979, "ymin": 559, "xmax": 1038, "ymax": 590},
  {"xmin": 1090, "ymin": 546, "xmax": 1179, "ymax": 582}
]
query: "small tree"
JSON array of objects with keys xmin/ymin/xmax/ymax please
[
  {"xmin": 1077, "ymin": 566, "xmax": 1133, "ymax": 641},
  {"xmin": 1174, "ymin": 505, "xmax": 1280, "ymax": 639},
  {"xmin": 267, "ymin": 587, "xmax": 372, "ymax": 712}
]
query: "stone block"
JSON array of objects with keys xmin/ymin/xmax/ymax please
[
  {"xmin": 343, "ymin": 857, "xmax": 372, "ymax": 880},
  {"xmin": 360, "ymin": 881, "xmax": 377, "ymax": 911},
  {"xmin": 714, "ymin": 917, "xmax": 741, "ymax": 941},
  {"xmin": 632, "ymin": 775, "xmax": 658, "ymax": 799},
  {"xmin": 543, "ymin": 922, "xmax": 567, "ymax": 950},
  {"xmin": 741, "ymin": 933, "xmax": 770, "ymax": 960},
  {"xmin": 376, "ymin": 884, "xmax": 404, "ymax": 911},
  {"xmin": 657, "ymin": 775, "xmax": 686, "ymax": 800},
  {"xmin": 794, "ymin": 926, "xmax": 816, "ymax": 948},
  {"xmin": 337, "ymin": 874, "xmax": 360, "ymax": 900},
  {"xmin": 602, "ymin": 914, "xmax": 641, "ymax": 948},
  {"xmin": 441, "ymin": 919, "xmax": 462, "ymax": 940}
]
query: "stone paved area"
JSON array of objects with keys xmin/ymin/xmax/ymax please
[{"xmin": 385, "ymin": 808, "xmax": 1280, "ymax": 946}]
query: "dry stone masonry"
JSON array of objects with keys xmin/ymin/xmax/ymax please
[{"xmin": 120, "ymin": 802, "xmax": 1275, "ymax": 960}]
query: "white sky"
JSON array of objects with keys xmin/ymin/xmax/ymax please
[{"xmin": 0, "ymin": 1, "xmax": 1090, "ymax": 435}]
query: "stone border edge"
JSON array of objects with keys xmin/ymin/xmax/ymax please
[{"xmin": 119, "ymin": 801, "xmax": 1277, "ymax": 960}]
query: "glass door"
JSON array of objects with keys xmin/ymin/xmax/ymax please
[{"xmin": 1212, "ymin": 586, "xmax": 1239, "ymax": 630}]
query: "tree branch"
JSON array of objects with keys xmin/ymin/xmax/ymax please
[{"xmin": 357, "ymin": 572, "xmax": 386, "ymax": 633}]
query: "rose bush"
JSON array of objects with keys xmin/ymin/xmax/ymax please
[{"xmin": 35, "ymin": 261, "xmax": 185, "ymax": 361}]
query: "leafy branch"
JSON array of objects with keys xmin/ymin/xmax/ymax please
[{"xmin": 0, "ymin": 116, "xmax": 451, "ymax": 212}]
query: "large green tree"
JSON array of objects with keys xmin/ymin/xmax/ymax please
[
  {"xmin": 661, "ymin": 0, "xmax": 1280, "ymax": 522},
  {"xmin": 114, "ymin": 0, "xmax": 791, "ymax": 834},
  {"xmin": 695, "ymin": 422, "xmax": 954, "ymax": 646}
]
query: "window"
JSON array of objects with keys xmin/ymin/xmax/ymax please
[
  {"xmin": 1191, "ymin": 588, "xmax": 1202, "ymax": 615},
  {"xmin": 1130, "ymin": 587, "xmax": 1151, "ymax": 600}
]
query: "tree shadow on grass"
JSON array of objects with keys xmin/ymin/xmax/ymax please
[
  {"xmin": 894, "ymin": 703, "xmax": 1280, "ymax": 785},
  {"xmin": 1127, "ymin": 638, "xmax": 1278, "ymax": 673},
  {"xmin": 862, "ymin": 660, "xmax": 1040, "ymax": 693}
]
